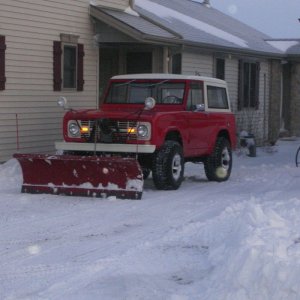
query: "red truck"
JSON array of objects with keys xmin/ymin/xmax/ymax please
[
  {"xmin": 15, "ymin": 74, "xmax": 236, "ymax": 199},
  {"xmin": 53, "ymin": 74, "xmax": 237, "ymax": 192}
]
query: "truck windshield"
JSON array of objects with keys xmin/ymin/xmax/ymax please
[{"xmin": 106, "ymin": 81, "xmax": 185, "ymax": 104}]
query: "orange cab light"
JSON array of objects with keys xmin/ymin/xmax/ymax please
[
  {"xmin": 80, "ymin": 126, "xmax": 89, "ymax": 133},
  {"xmin": 127, "ymin": 127, "xmax": 136, "ymax": 134}
]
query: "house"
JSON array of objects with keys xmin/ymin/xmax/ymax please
[
  {"xmin": 0, "ymin": 0, "xmax": 98, "ymax": 162},
  {"xmin": 0, "ymin": 0, "xmax": 299, "ymax": 162}
]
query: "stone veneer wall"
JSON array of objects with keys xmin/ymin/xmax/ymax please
[
  {"xmin": 268, "ymin": 60, "xmax": 282, "ymax": 143},
  {"xmin": 289, "ymin": 62, "xmax": 300, "ymax": 136}
]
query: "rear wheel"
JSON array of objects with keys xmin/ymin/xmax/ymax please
[
  {"xmin": 204, "ymin": 137, "xmax": 232, "ymax": 181},
  {"xmin": 152, "ymin": 141, "xmax": 184, "ymax": 190}
]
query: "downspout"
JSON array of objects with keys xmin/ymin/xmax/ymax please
[{"xmin": 163, "ymin": 47, "xmax": 169, "ymax": 73}]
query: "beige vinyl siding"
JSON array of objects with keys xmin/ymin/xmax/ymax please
[
  {"xmin": 91, "ymin": 0, "xmax": 129, "ymax": 10},
  {"xmin": 0, "ymin": 0, "xmax": 99, "ymax": 162},
  {"xmin": 224, "ymin": 57, "xmax": 239, "ymax": 112},
  {"xmin": 182, "ymin": 51, "xmax": 213, "ymax": 77}
]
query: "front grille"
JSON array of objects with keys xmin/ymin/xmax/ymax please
[{"xmin": 80, "ymin": 119, "xmax": 137, "ymax": 143}]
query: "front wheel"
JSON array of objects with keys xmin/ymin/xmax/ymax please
[
  {"xmin": 204, "ymin": 137, "xmax": 232, "ymax": 182},
  {"xmin": 152, "ymin": 141, "xmax": 184, "ymax": 190}
]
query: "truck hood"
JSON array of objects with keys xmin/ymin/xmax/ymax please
[{"xmin": 64, "ymin": 108, "xmax": 142, "ymax": 120}]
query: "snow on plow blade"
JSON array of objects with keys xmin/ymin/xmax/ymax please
[{"xmin": 13, "ymin": 153, "xmax": 143, "ymax": 200}]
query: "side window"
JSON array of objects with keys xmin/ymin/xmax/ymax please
[
  {"xmin": 159, "ymin": 83, "xmax": 185, "ymax": 104},
  {"xmin": 187, "ymin": 82, "xmax": 204, "ymax": 110},
  {"xmin": 207, "ymin": 86, "xmax": 228, "ymax": 109},
  {"xmin": 0, "ymin": 35, "xmax": 6, "ymax": 91},
  {"xmin": 53, "ymin": 36, "xmax": 84, "ymax": 91}
]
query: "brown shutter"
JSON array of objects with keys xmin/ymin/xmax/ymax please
[
  {"xmin": 53, "ymin": 41, "xmax": 62, "ymax": 91},
  {"xmin": 77, "ymin": 43, "xmax": 84, "ymax": 91},
  {"xmin": 0, "ymin": 36, "xmax": 6, "ymax": 91}
]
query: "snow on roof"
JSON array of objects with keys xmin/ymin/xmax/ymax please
[
  {"xmin": 124, "ymin": 6, "xmax": 140, "ymax": 17},
  {"xmin": 135, "ymin": 0, "xmax": 248, "ymax": 48},
  {"xmin": 266, "ymin": 40, "xmax": 300, "ymax": 53}
]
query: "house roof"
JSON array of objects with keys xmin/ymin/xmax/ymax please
[
  {"xmin": 266, "ymin": 39, "xmax": 300, "ymax": 56},
  {"xmin": 90, "ymin": 0, "xmax": 289, "ymax": 56}
]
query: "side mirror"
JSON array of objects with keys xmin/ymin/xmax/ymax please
[
  {"xmin": 144, "ymin": 97, "xmax": 156, "ymax": 110},
  {"xmin": 194, "ymin": 103, "xmax": 205, "ymax": 112}
]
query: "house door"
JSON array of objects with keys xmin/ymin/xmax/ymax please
[
  {"xmin": 99, "ymin": 48, "xmax": 119, "ymax": 99},
  {"xmin": 126, "ymin": 52, "xmax": 152, "ymax": 74}
]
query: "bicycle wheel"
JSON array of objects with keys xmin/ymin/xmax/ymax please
[{"xmin": 296, "ymin": 146, "xmax": 300, "ymax": 167}]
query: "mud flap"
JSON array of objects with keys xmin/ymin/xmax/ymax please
[{"xmin": 13, "ymin": 154, "xmax": 143, "ymax": 200}]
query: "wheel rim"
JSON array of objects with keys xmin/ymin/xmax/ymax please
[
  {"xmin": 221, "ymin": 147, "xmax": 231, "ymax": 170},
  {"xmin": 172, "ymin": 153, "xmax": 182, "ymax": 181}
]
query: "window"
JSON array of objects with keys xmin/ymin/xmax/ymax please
[
  {"xmin": 238, "ymin": 60, "xmax": 260, "ymax": 109},
  {"xmin": 63, "ymin": 45, "xmax": 77, "ymax": 89},
  {"xmin": 172, "ymin": 53, "xmax": 182, "ymax": 74},
  {"xmin": 207, "ymin": 86, "xmax": 228, "ymax": 109},
  {"xmin": 215, "ymin": 58, "xmax": 225, "ymax": 80},
  {"xmin": 159, "ymin": 83, "xmax": 185, "ymax": 104},
  {"xmin": 187, "ymin": 82, "xmax": 203, "ymax": 110},
  {"xmin": 53, "ymin": 38, "xmax": 84, "ymax": 91},
  {"xmin": 106, "ymin": 81, "xmax": 185, "ymax": 104},
  {"xmin": 126, "ymin": 52, "xmax": 152, "ymax": 74},
  {"xmin": 0, "ymin": 35, "xmax": 6, "ymax": 91}
]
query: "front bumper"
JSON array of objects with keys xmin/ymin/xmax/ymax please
[{"xmin": 55, "ymin": 141, "xmax": 156, "ymax": 154}]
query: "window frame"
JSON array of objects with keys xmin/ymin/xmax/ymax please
[
  {"xmin": 53, "ymin": 36, "xmax": 84, "ymax": 92},
  {"xmin": 186, "ymin": 81, "xmax": 204, "ymax": 111}
]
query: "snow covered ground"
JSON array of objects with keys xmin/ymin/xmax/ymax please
[{"xmin": 1, "ymin": 140, "xmax": 300, "ymax": 300}]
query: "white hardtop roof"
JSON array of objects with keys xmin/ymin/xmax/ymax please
[{"xmin": 112, "ymin": 73, "xmax": 226, "ymax": 84}]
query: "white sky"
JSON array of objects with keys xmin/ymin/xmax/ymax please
[{"xmin": 210, "ymin": 0, "xmax": 300, "ymax": 38}]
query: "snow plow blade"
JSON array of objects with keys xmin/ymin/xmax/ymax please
[{"xmin": 13, "ymin": 153, "xmax": 143, "ymax": 200}]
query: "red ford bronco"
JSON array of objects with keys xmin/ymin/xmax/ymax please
[{"xmin": 56, "ymin": 74, "xmax": 237, "ymax": 190}]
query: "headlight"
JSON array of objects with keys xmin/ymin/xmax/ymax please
[
  {"xmin": 68, "ymin": 121, "xmax": 80, "ymax": 137},
  {"xmin": 137, "ymin": 125, "xmax": 148, "ymax": 138},
  {"xmin": 144, "ymin": 97, "xmax": 156, "ymax": 110},
  {"xmin": 136, "ymin": 122, "xmax": 151, "ymax": 140}
]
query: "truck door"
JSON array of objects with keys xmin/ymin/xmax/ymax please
[{"xmin": 186, "ymin": 81, "xmax": 211, "ymax": 155}]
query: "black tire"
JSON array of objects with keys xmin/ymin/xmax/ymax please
[
  {"xmin": 142, "ymin": 168, "xmax": 151, "ymax": 180},
  {"xmin": 204, "ymin": 137, "xmax": 232, "ymax": 182},
  {"xmin": 152, "ymin": 141, "xmax": 184, "ymax": 190}
]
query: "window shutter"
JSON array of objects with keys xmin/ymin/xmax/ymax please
[
  {"xmin": 53, "ymin": 41, "xmax": 62, "ymax": 91},
  {"xmin": 77, "ymin": 43, "xmax": 84, "ymax": 91},
  {"xmin": 237, "ymin": 60, "xmax": 243, "ymax": 110},
  {"xmin": 0, "ymin": 36, "xmax": 6, "ymax": 91}
]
